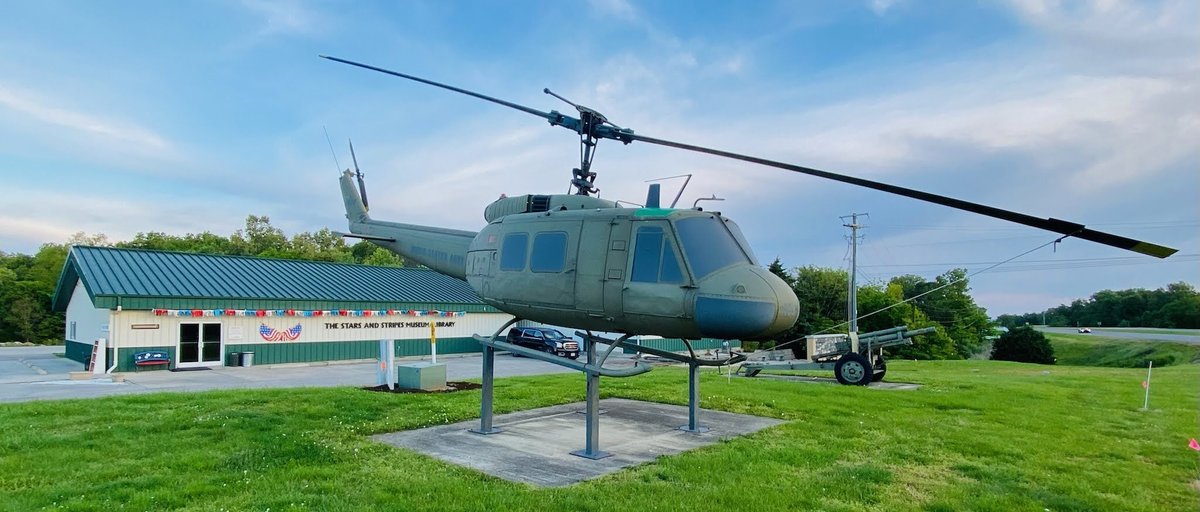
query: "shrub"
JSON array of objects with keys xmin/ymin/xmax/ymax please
[{"xmin": 991, "ymin": 326, "xmax": 1055, "ymax": 364}]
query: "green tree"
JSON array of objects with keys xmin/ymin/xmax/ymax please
[
  {"xmin": 362, "ymin": 246, "xmax": 405, "ymax": 267},
  {"xmin": 885, "ymin": 269, "xmax": 990, "ymax": 359},
  {"xmin": 767, "ymin": 257, "xmax": 795, "ymax": 288},
  {"xmin": 857, "ymin": 282, "xmax": 957, "ymax": 359},
  {"xmin": 792, "ymin": 266, "xmax": 848, "ymax": 336},
  {"xmin": 999, "ymin": 282, "xmax": 1199, "ymax": 329},
  {"xmin": 231, "ymin": 215, "xmax": 289, "ymax": 256},
  {"xmin": 991, "ymin": 326, "xmax": 1055, "ymax": 364}
]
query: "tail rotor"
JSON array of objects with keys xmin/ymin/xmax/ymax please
[{"xmin": 349, "ymin": 139, "xmax": 369, "ymax": 210}]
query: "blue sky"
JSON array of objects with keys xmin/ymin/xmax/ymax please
[{"xmin": 1, "ymin": 0, "xmax": 1196, "ymax": 315}]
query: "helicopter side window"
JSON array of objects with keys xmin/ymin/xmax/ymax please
[
  {"xmin": 500, "ymin": 232, "xmax": 529, "ymax": 271},
  {"xmin": 675, "ymin": 216, "xmax": 750, "ymax": 279},
  {"xmin": 631, "ymin": 226, "xmax": 685, "ymax": 284},
  {"xmin": 723, "ymin": 218, "xmax": 759, "ymax": 265},
  {"xmin": 530, "ymin": 232, "xmax": 567, "ymax": 273},
  {"xmin": 660, "ymin": 240, "xmax": 684, "ymax": 284}
]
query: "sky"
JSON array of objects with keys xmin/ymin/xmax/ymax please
[{"xmin": 0, "ymin": 0, "xmax": 1196, "ymax": 316}]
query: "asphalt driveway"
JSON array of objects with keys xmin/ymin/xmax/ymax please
[{"xmin": 0, "ymin": 345, "xmax": 603, "ymax": 403}]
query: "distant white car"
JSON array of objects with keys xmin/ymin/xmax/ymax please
[{"xmin": 1078, "ymin": 327, "xmax": 1092, "ymax": 334}]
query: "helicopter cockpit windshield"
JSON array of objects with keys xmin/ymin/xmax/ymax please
[{"xmin": 675, "ymin": 215, "xmax": 752, "ymax": 279}]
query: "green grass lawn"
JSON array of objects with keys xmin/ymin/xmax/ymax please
[
  {"xmin": 2, "ymin": 361, "xmax": 1197, "ymax": 511},
  {"xmin": 1048, "ymin": 333, "xmax": 1200, "ymax": 368},
  {"xmin": 1097, "ymin": 328, "xmax": 1200, "ymax": 336}
]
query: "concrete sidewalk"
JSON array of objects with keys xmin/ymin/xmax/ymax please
[{"xmin": 0, "ymin": 345, "xmax": 614, "ymax": 403}]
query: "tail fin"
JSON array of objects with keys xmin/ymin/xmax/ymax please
[{"xmin": 339, "ymin": 170, "xmax": 370, "ymax": 223}]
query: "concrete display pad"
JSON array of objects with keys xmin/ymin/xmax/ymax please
[{"xmin": 372, "ymin": 398, "xmax": 784, "ymax": 487}]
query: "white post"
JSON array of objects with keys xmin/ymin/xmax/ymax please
[
  {"xmin": 378, "ymin": 339, "xmax": 395, "ymax": 390},
  {"xmin": 430, "ymin": 321, "xmax": 438, "ymax": 364},
  {"xmin": 92, "ymin": 338, "xmax": 107, "ymax": 376},
  {"xmin": 1141, "ymin": 360, "xmax": 1153, "ymax": 410}
]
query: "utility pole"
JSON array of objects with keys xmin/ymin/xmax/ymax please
[{"xmin": 841, "ymin": 213, "xmax": 868, "ymax": 334}]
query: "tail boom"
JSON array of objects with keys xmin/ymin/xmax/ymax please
[{"xmin": 339, "ymin": 171, "xmax": 475, "ymax": 279}]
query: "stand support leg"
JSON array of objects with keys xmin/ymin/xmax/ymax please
[
  {"xmin": 572, "ymin": 337, "xmax": 610, "ymax": 459},
  {"xmin": 679, "ymin": 362, "xmax": 710, "ymax": 433},
  {"xmin": 470, "ymin": 344, "xmax": 502, "ymax": 435}
]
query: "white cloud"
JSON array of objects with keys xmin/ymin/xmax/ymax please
[
  {"xmin": 240, "ymin": 0, "xmax": 321, "ymax": 37},
  {"xmin": 0, "ymin": 217, "xmax": 76, "ymax": 250},
  {"xmin": 0, "ymin": 85, "xmax": 172, "ymax": 155},
  {"xmin": 0, "ymin": 186, "xmax": 251, "ymax": 254},
  {"xmin": 587, "ymin": 0, "xmax": 639, "ymax": 22},
  {"xmin": 870, "ymin": 0, "xmax": 903, "ymax": 16}
]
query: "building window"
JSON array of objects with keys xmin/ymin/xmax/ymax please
[
  {"xmin": 530, "ymin": 232, "xmax": 567, "ymax": 273},
  {"xmin": 69, "ymin": 321, "xmax": 77, "ymax": 340}
]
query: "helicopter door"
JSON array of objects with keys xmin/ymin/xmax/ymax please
[
  {"xmin": 523, "ymin": 222, "xmax": 579, "ymax": 307},
  {"xmin": 602, "ymin": 218, "xmax": 631, "ymax": 318},
  {"xmin": 575, "ymin": 219, "xmax": 609, "ymax": 313},
  {"xmin": 623, "ymin": 221, "xmax": 688, "ymax": 318}
]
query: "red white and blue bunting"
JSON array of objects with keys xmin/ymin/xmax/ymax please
[{"xmin": 152, "ymin": 309, "xmax": 466, "ymax": 318}]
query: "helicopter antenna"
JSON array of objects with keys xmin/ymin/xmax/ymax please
[
  {"xmin": 323, "ymin": 126, "xmax": 343, "ymax": 173},
  {"xmin": 693, "ymin": 195, "xmax": 725, "ymax": 209},
  {"xmin": 320, "ymin": 55, "xmax": 1177, "ymax": 259},
  {"xmin": 646, "ymin": 173, "xmax": 693, "ymax": 208},
  {"xmin": 348, "ymin": 139, "xmax": 369, "ymax": 210}
]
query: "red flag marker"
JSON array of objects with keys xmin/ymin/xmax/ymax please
[{"xmin": 1189, "ymin": 438, "xmax": 1200, "ymax": 451}]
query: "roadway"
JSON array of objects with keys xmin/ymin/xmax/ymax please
[
  {"xmin": 0, "ymin": 345, "xmax": 616, "ymax": 403},
  {"xmin": 1035, "ymin": 327, "xmax": 1200, "ymax": 344}
]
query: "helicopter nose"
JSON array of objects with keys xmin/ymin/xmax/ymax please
[{"xmin": 694, "ymin": 266, "xmax": 799, "ymax": 339}]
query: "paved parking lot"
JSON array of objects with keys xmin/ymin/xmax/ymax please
[{"xmin": 0, "ymin": 345, "xmax": 608, "ymax": 403}]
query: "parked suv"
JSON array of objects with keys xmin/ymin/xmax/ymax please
[{"xmin": 506, "ymin": 327, "xmax": 580, "ymax": 359}]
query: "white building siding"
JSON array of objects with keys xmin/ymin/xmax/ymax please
[
  {"xmin": 64, "ymin": 279, "xmax": 111, "ymax": 345},
  {"xmin": 110, "ymin": 310, "xmax": 514, "ymax": 349}
]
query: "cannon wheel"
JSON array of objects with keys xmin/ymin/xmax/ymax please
[
  {"xmin": 871, "ymin": 354, "xmax": 887, "ymax": 382},
  {"xmin": 834, "ymin": 352, "xmax": 873, "ymax": 386}
]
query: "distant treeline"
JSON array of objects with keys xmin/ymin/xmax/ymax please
[
  {"xmin": 0, "ymin": 215, "xmax": 406, "ymax": 344},
  {"xmin": 767, "ymin": 261, "xmax": 992, "ymax": 360},
  {"xmin": 994, "ymin": 283, "xmax": 1200, "ymax": 329}
]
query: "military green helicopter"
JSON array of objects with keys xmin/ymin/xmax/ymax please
[{"xmin": 324, "ymin": 55, "xmax": 1177, "ymax": 343}]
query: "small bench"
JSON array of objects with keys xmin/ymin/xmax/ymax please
[{"xmin": 133, "ymin": 351, "xmax": 170, "ymax": 370}]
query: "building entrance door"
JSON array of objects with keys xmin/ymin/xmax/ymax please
[{"xmin": 178, "ymin": 323, "xmax": 222, "ymax": 367}]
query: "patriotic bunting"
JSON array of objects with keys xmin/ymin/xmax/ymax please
[{"xmin": 152, "ymin": 308, "xmax": 466, "ymax": 318}]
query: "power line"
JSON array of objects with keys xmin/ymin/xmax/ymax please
[
  {"xmin": 818, "ymin": 235, "xmax": 1072, "ymax": 336},
  {"xmin": 861, "ymin": 253, "xmax": 1200, "ymax": 269},
  {"xmin": 841, "ymin": 212, "xmax": 868, "ymax": 333},
  {"xmin": 870, "ymin": 220, "xmax": 1199, "ymax": 231}
]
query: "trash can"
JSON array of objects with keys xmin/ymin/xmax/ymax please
[
  {"xmin": 239, "ymin": 351, "xmax": 254, "ymax": 367},
  {"xmin": 228, "ymin": 352, "xmax": 240, "ymax": 366}
]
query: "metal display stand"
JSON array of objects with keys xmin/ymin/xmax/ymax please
[{"xmin": 471, "ymin": 323, "xmax": 742, "ymax": 459}]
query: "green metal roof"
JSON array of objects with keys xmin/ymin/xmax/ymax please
[{"xmin": 52, "ymin": 246, "xmax": 488, "ymax": 312}]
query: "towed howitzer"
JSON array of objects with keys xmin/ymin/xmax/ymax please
[{"xmin": 740, "ymin": 325, "xmax": 937, "ymax": 385}]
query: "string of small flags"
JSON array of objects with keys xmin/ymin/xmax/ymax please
[{"xmin": 152, "ymin": 309, "xmax": 466, "ymax": 318}]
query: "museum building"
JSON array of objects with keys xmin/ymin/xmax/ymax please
[{"xmin": 52, "ymin": 246, "xmax": 511, "ymax": 372}]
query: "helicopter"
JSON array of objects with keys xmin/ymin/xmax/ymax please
[{"xmin": 323, "ymin": 55, "xmax": 1177, "ymax": 343}]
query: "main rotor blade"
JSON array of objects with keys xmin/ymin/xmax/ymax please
[
  {"xmin": 320, "ymin": 55, "xmax": 1176, "ymax": 259},
  {"xmin": 320, "ymin": 55, "xmax": 556, "ymax": 122},
  {"xmin": 631, "ymin": 133, "xmax": 1177, "ymax": 259}
]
